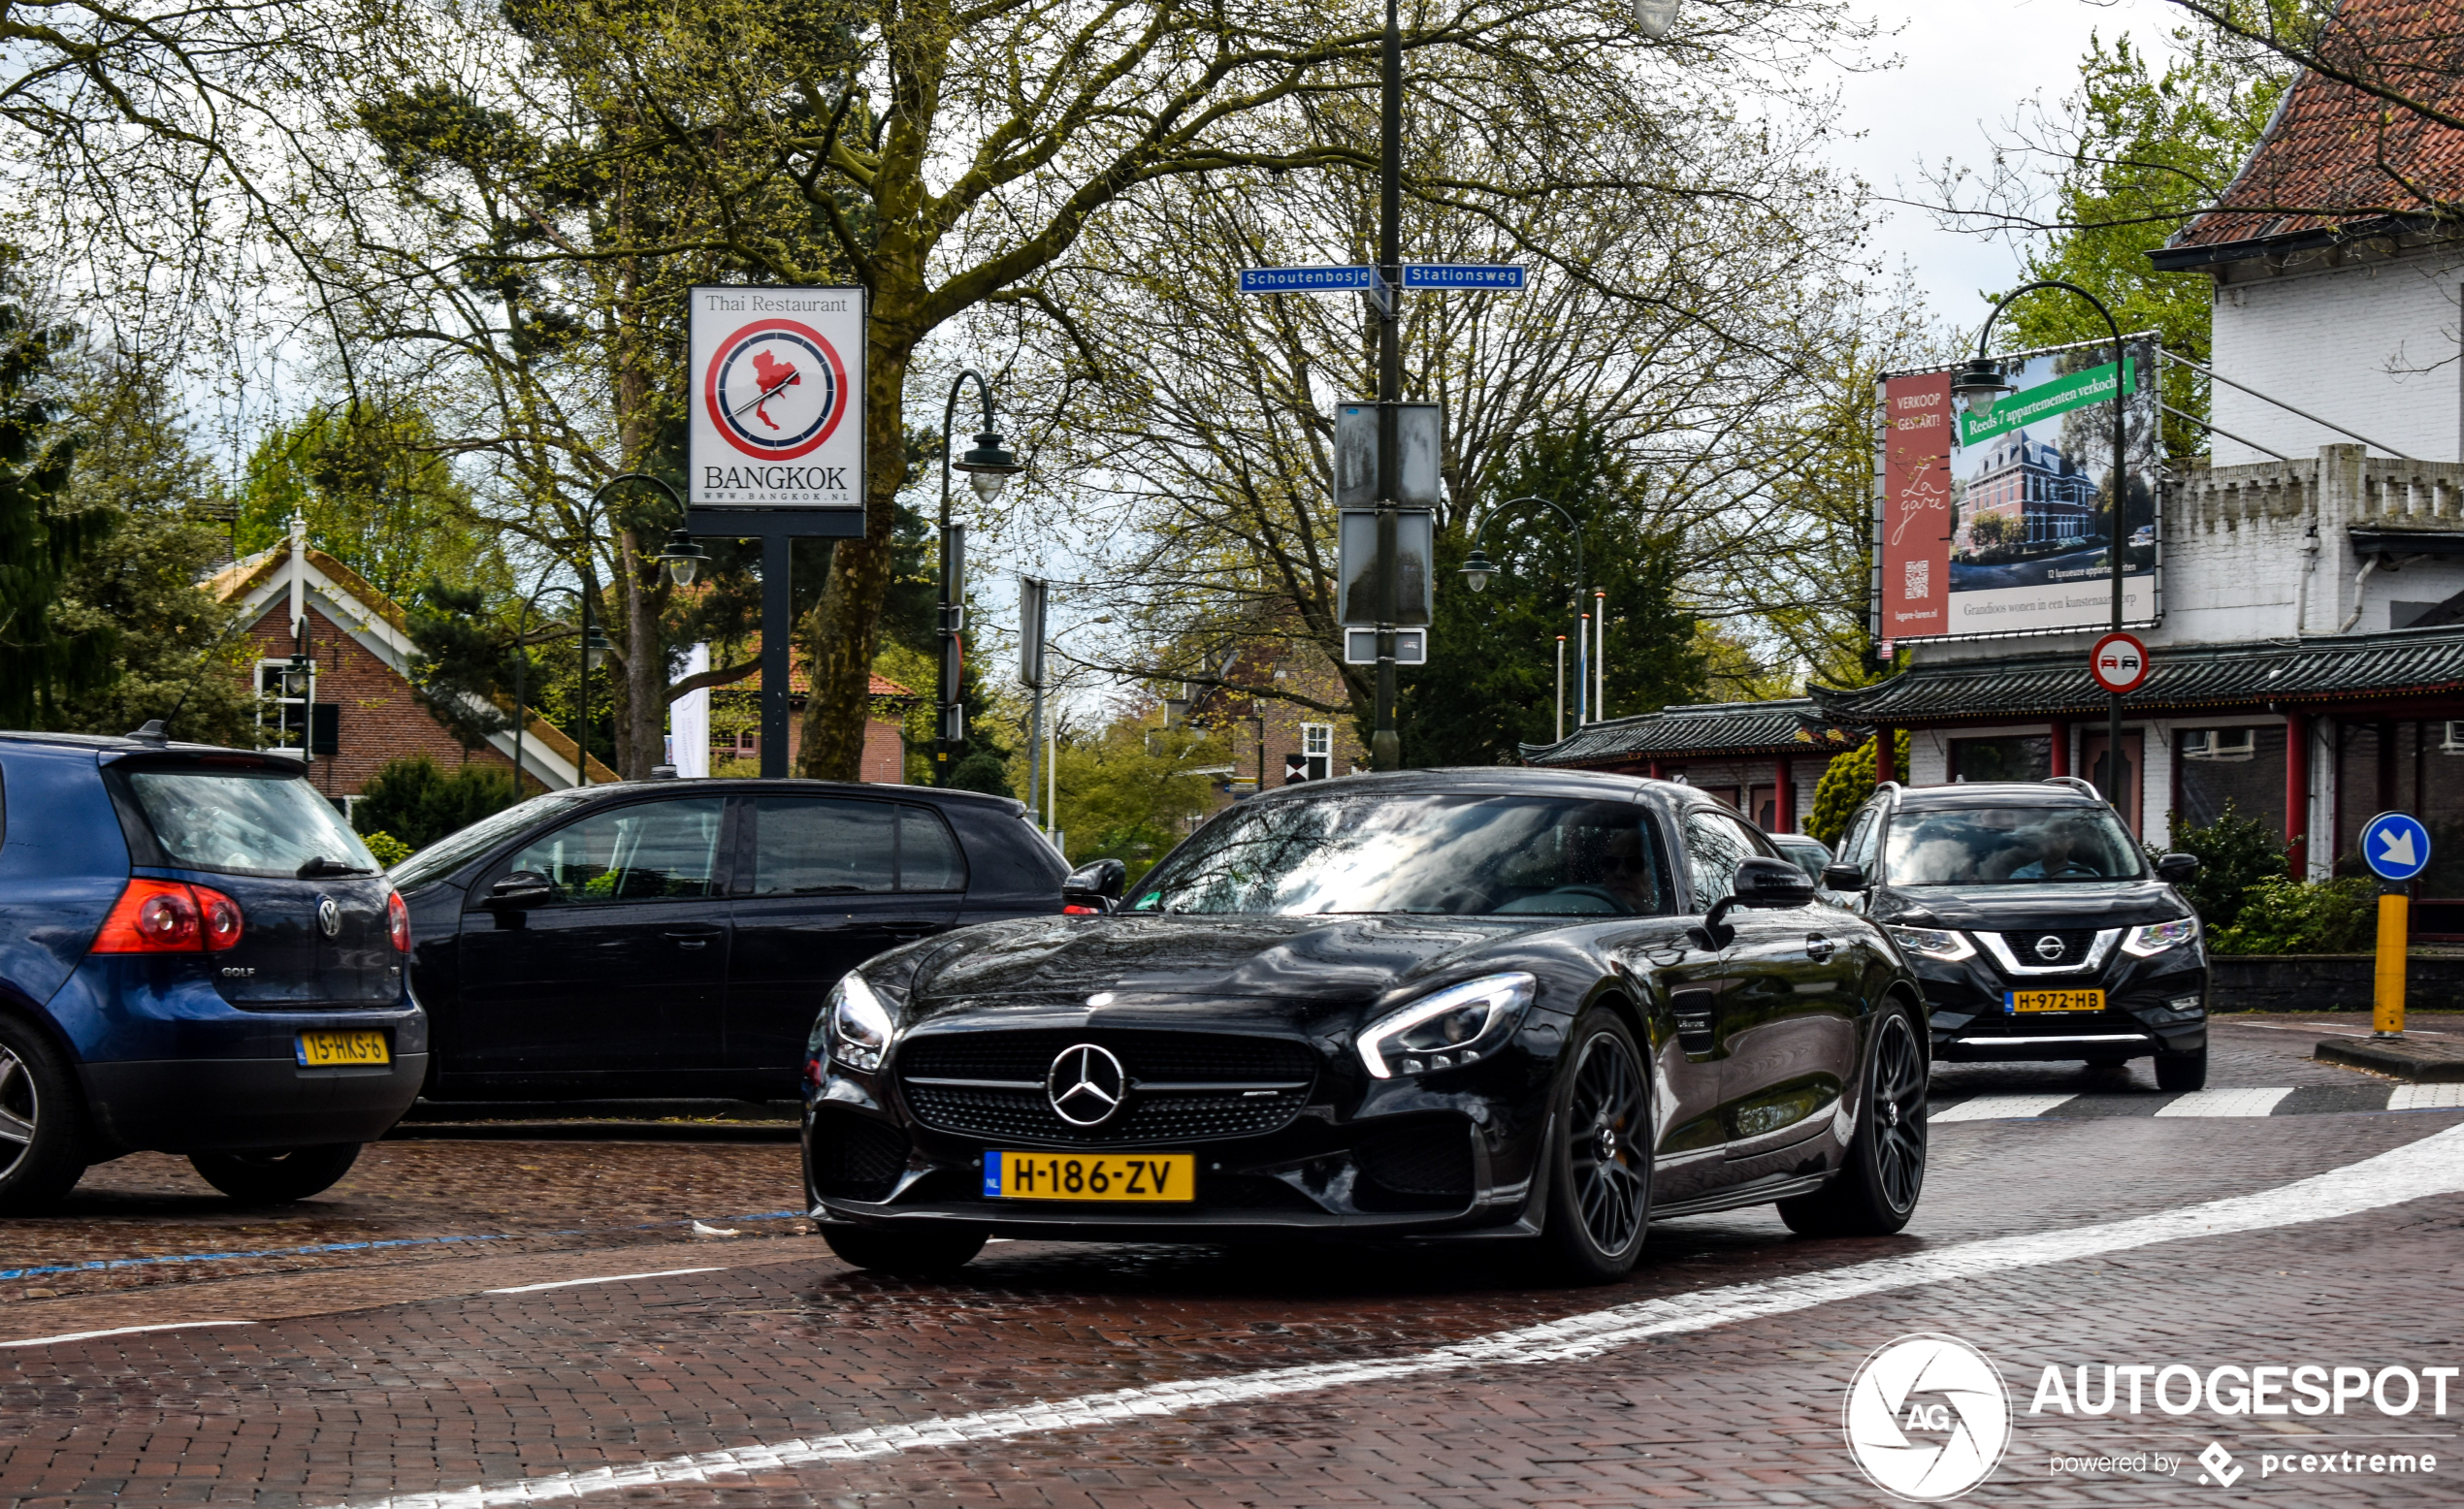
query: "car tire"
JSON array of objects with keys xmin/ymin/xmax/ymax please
[
  {"xmin": 1539, "ymin": 1009, "xmax": 1653, "ymax": 1285},
  {"xmin": 822, "ymin": 1224, "xmax": 987, "ymax": 1275},
  {"xmin": 188, "ymin": 1142, "xmax": 362, "ymax": 1204},
  {"xmin": 1778, "ymin": 1005, "xmax": 1927, "ymax": 1239},
  {"xmin": 0, "ymin": 1018, "xmax": 89, "ymax": 1214},
  {"xmin": 2155, "ymin": 1043, "xmax": 2208, "ymax": 1092}
]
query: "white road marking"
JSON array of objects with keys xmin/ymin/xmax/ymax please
[
  {"xmin": 483, "ymin": 1267, "xmax": 725, "ymax": 1295},
  {"xmin": 324, "ymin": 1122, "xmax": 2464, "ymax": 1509},
  {"xmin": 2154, "ymin": 1087, "xmax": 2295, "ymax": 1118},
  {"xmin": 2391, "ymin": 1083, "xmax": 2464, "ymax": 1110},
  {"xmin": 1929, "ymin": 1093, "xmax": 2076, "ymax": 1123},
  {"xmin": 0, "ymin": 1320, "xmax": 255, "ymax": 1349}
]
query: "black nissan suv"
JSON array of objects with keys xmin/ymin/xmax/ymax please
[{"xmin": 1817, "ymin": 778, "xmax": 2210, "ymax": 1090}]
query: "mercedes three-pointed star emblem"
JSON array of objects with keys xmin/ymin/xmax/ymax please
[{"xmin": 1046, "ymin": 1043, "xmax": 1126, "ymax": 1127}]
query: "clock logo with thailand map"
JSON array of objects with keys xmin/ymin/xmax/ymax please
[{"xmin": 701, "ymin": 319, "xmax": 851, "ymax": 460}]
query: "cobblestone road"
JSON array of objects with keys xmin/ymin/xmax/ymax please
[{"xmin": 3, "ymin": 1013, "xmax": 2460, "ymax": 1508}]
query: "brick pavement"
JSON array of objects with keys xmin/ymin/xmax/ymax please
[{"xmin": 2, "ymin": 1108, "xmax": 2459, "ymax": 1507}]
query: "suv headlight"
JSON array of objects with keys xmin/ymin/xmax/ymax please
[
  {"xmin": 818, "ymin": 972, "xmax": 893, "ymax": 1073},
  {"xmin": 2122, "ymin": 917, "xmax": 2199, "ymax": 957},
  {"xmin": 1887, "ymin": 925, "xmax": 1975, "ymax": 962},
  {"xmin": 1357, "ymin": 972, "xmax": 1535, "ymax": 1078}
]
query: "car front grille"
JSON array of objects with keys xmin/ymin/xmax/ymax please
[
  {"xmin": 895, "ymin": 1029, "xmax": 1317, "ymax": 1145},
  {"xmin": 1993, "ymin": 929, "xmax": 2106, "ymax": 970}
]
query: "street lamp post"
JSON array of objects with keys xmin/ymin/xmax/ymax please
[
  {"xmin": 507, "ymin": 472, "xmax": 682, "ymax": 791},
  {"xmin": 1950, "ymin": 280, "xmax": 2133, "ymax": 812},
  {"xmin": 1458, "ymin": 494, "xmax": 1589, "ymax": 734},
  {"xmin": 937, "ymin": 369, "xmax": 1025, "ymax": 787}
]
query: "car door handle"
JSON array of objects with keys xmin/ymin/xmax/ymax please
[
  {"xmin": 881, "ymin": 922, "xmax": 944, "ymax": 938},
  {"xmin": 665, "ymin": 927, "xmax": 722, "ymax": 949},
  {"xmin": 1804, "ymin": 934, "xmax": 1836, "ymax": 962}
]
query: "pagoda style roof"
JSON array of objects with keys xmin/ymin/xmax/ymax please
[
  {"xmin": 1809, "ymin": 628, "xmax": 2464, "ymax": 725},
  {"xmin": 1523, "ymin": 698, "xmax": 1866, "ymax": 767}
]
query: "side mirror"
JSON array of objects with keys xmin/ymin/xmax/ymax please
[
  {"xmin": 2156, "ymin": 852, "xmax": 2201, "ymax": 883},
  {"xmin": 1734, "ymin": 855, "xmax": 1818, "ymax": 909},
  {"xmin": 1062, "ymin": 857, "xmax": 1127, "ymax": 915},
  {"xmin": 1821, "ymin": 862, "xmax": 1868, "ymax": 893},
  {"xmin": 485, "ymin": 870, "xmax": 555, "ymax": 908}
]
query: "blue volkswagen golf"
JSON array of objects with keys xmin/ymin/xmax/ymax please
[{"xmin": 0, "ymin": 728, "xmax": 427, "ymax": 1210}]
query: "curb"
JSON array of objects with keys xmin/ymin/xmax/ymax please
[{"xmin": 2315, "ymin": 1038, "xmax": 2464, "ymax": 1083}]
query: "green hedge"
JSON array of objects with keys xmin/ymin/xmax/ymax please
[{"xmin": 352, "ymin": 755, "xmax": 519, "ymax": 851}]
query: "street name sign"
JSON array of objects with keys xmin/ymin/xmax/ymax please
[
  {"xmin": 689, "ymin": 285, "xmax": 865, "ymax": 509},
  {"xmin": 1238, "ymin": 266, "xmax": 1382, "ymax": 293},
  {"xmin": 1401, "ymin": 264, "xmax": 1527, "ymax": 289},
  {"xmin": 2089, "ymin": 631, "xmax": 2149, "ymax": 695},
  {"xmin": 2363, "ymin": 811, "xmax": 2432, "ymax": 883}
]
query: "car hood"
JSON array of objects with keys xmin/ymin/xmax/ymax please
[
  {"xmin": 898, "ymin": 912, "xmax": 1562, "ymax": 1022},
  {"xmin": 1875, "ymin": 881, "xmax": 2188, "ymax": 931}
]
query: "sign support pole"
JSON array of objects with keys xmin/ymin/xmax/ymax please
[
  {"xmin": 762, "ymin": 535, "xmax": 794, "ymax": 778},
  {"xmin": 1371, "ymin": 0, "xmax": 1403, "ymax": 772}
]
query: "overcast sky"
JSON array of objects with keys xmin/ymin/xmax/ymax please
[{"xmin": 1825, "ymin": 0, "xmax": 2187, "ymax": 330}]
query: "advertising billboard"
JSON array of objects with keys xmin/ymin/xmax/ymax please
[
  {"xmin": 1875, "ymin": 334, "xmax": 2159, "ymax": 644},
  {"xmin": 689, "ymin": 285, "xmax": 865, "ymax": 509}
]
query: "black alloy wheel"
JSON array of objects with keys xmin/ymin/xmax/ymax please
[
  {"xmin": 0, "ymin": 1019, "xmax": 89, "ymax": 1214},
  {"xmin": 188, "ymin": 1142, "xmax": 363, "ymax": 1204},
  {"xmin": 1777, "ymin": 1005, "xmax": 1926, "ymax": 1238},
  {"xmin": 1540, "ymin": 1010, "xmax": 1651, "ymax": 1283}
]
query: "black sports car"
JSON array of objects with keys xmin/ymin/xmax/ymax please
[{"xmin": 801, "ymin": 769, "xmax": 1932, "ymax": 1282}]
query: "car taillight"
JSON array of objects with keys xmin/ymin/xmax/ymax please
[
  {"xmin": 92, "ymin": 879, "xmax": 244, "ymax": 954},
  {"xmin": 1062, "ymin": 903, "xmax": 1103, "ymax": 915},
  {"xmin": 386, "ymin": 890, "xmax": 411, "ymax": 952}
]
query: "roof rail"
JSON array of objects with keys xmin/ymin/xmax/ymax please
[
  {"xmin": 2041, "ymin": 776, "xmax": 2099, "ymax": 798},
  {"xmin": 1873, "ymin": 781, "xmax": 1903, "ymax": 799}
]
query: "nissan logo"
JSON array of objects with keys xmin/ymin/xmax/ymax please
[
  {"xmin": 317, "ymin": 897, "xmax": 341, "ymax": 938},
  {"xmin": 2033, "ymin": 934, "xmax": 2066, "ymax": 962},
  {"xmin": 1046, "ymin": 1043, "xmax": 1126, "ymax": 1127}
]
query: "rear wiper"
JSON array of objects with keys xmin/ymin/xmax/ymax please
[{"xmin": 297, "ymin": 855, "xmax": 374, "ymax": 879}]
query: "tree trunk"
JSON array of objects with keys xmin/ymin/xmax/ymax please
[
  {"xmin": 619, "ymin": 525, "xmax": 662, "ymax": 777},
  {"xmin": 796, "ymin": 339, "xmax": 912, "ymax": 779}
]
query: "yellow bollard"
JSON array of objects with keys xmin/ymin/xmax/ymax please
[{"xmin": 2373, "ymin": 888, "xmax": 2409, "ymax": 1039}]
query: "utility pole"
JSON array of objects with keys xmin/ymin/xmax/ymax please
[{"xmin": 1371, "ymin": 0, "xmax": 1404, "ymax": 772}]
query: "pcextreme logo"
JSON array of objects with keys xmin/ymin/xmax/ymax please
[{"xmin": 1843, "ymin": 1333, "xmax": 2012, "ymax": 1501}]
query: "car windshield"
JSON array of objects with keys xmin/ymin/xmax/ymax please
[
  {"xmin": 389, "ymin": 791, "xmax": 594, "ymax": 888},
  {"xmin": 125, "ymin": 767, "xmax": 378, "ymax": 878},
  {"xmin": 1123, "ymin": 793, "xmax": 1671, "ymax": 916},
  {"xmin": 1884, "ymin": 805, "xmax": 2146, "ymax": 885}
]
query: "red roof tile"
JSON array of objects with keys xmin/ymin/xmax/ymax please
[{"xmin": 2170, "ymin": 0, "xmax": 2464, "ymax": 253}]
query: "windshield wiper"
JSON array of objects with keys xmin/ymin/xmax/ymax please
[{"xmin": 297, "ymin": 854, "xmax": 374, "ymax": 879}]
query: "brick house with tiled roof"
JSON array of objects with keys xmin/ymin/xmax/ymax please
[
  {"xmin": 206, "ymin": 539, "xmax": 616, "ymax": 801},
  {"xmin": 706, "ymin": 637, "xmax": 919, "ymax": 783}
]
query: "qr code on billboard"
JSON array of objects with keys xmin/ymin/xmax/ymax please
[{"xmin": 1902, "ymin": 558, "xmax": 1929, "ymax": 599}]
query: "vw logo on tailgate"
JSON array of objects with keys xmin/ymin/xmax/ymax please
[
  {"xmin": 1046, "ymin": 1043, "xmax": 1126, "ymax": 1127},
  {"xmin": 317, "ymin": 896, "xmax": 341, "ymax": 938}
]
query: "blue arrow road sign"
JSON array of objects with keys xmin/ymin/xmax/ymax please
[
  {"xmin": 1239, "ymin": 266, "xmax": 1380, "ymax": 293},
  {"xmin": 2362, "ymin": 810, "xmax": 2433, "ymax": 883},
  {"xmin": 1401, "ymin": 264, "xmax": 1527, "ymax": 289}
]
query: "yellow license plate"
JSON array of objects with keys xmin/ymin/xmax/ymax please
[
  {"xmin": 296, "ymin": 1029, "xmax": 390, "ymax": 1067},
  {"xmin": 2007, "ymin": 989, "xmax": 2105, "ymax": 1014},
  {"xmin": 983, "ymin": 1150, "xmax": 1195, "ymax": 1202}
]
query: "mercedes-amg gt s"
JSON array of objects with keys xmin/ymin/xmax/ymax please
[{"xmin": 800, "ymin": 769, "xmax": 1931, "ymax": 1282}]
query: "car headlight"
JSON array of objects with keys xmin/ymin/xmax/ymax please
[
  {"xmin": 819, "ymin": 972, "xmax": 893, "ymax": 1073},
  {"xmin": 1357, "ymin": 972, "xmax": 1535, "ymax": 1079},
  {"xmin": 2122, "ymin": 917, "xmax": 2200, "ymax": 957},
  {"xmin": 1887, "ymin": 925, "xmax": 1975, "ymax": 962}
]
